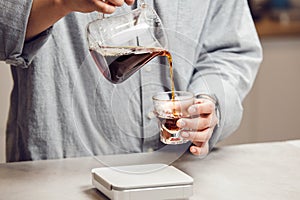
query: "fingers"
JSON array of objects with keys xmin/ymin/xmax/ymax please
[
  {"xmin": 181, "ymin": 128, "xmax": 212, "ymax": 156},
  {"xmin": 177, "ymin": 113, "xmax": 217, "ymax": 130},
  {"xmin": 180, "ymin": 128, "xmax": 213, "ymax": 143},
  {"xmin": 125, "ymin": 0, "xmax": 135, "ymax": 5},
  {"xmin": 93, "ymin": 0, "xmax": 134, "ymax": 14},
  {"xmin": 188, "ymin": 100, "xmax": 215, "ymax": 116},
  {"xmin": 93, "ymin": 0, "xmax": 116, "ymax": 13},
  {"xmin": 106, "ymin": 0, "xmax": 124, "ymax": 6},
  {"xmin": 177, "ymin": 98, "xmax": 218, "ymax": 130},
  {"xmin": 190, "ymin": 142, "xmax": 209, "ymax": 156},
  {"xmin": 65, "ymin": 0, "xmax": 134, "ymax": 14},
  {"xmin": 178, "ymin": 98, "xmax": 217, "ymax": 157},
  {"xmin": 177, "ymin": 117, "xmax": 208, "ymax": 130}
]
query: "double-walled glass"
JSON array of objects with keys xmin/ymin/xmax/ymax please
[{"xmin": 152, "ymin": 91, "xmax": 194, "ymax": 145}]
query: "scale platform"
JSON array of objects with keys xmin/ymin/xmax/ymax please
[{"xmin": 92, "ymin": 163, "xmax": 193, "ymax": 200}]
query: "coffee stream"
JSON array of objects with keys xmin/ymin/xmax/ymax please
[{"xmin": 90, "ymin": 46, "xmax": 175, "ymax": 101}]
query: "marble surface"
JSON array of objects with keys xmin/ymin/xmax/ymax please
[{"xmin": 1, "ymin": 140, "xmax": 300, "ymax": 200}]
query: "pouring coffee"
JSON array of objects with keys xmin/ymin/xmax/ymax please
[{"xmin": 86, "ymin": 2, "xmax": 171, "ymax": 84}]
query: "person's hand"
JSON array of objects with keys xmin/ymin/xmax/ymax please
[
  {"xmin": 62, "ymin": 0, "xmax": 135, "ymax": 15},
  {"xmin": 176, "ymin": 98, "xmax": 218, "ymax": 156}
]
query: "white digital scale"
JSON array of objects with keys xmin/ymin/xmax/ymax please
[{"xmin": 92, "ymin": 163, "xmax": 193, "ymax": 200}]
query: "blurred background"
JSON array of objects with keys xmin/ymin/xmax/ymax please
[
  {"xmin": 219, "ymin": 0, "xmax": 300, "ymax": 146},
  {"xmin": 1, "ymin": 0, "xmax": 300, "ymax": 163}
]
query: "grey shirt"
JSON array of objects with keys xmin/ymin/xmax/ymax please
[{"xmin": 0, "ymin": 0, "xmax": 262, "ymax": 162}]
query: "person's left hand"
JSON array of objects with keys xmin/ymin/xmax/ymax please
[{"xmin": 176, "ymin": 98, "xmax": 218, "ymax": 156}]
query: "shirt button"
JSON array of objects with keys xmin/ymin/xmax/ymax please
[
  {"xmin": 147, "ymin": 111, "xmax": 156, "ymax": 119},
  {"xmin": 145, "ymin": 66, "xmax": 152, "ymax": 72}
]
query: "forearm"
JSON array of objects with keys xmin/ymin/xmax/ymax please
[
  {"xmin": 25, "ymin": 0, "xmax": 68, "ymax": 41},
  {"xmin": 25, "ymin": 0, "xmax": 126, "ymax": 41}
]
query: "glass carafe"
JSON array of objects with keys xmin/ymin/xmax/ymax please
[{"xmin": 86, "ymin": 2, "xmax": 168, "ymax": 84}]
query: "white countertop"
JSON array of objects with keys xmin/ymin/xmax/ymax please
[{"xmin": 1, "ymin": 140, "xmax": 300, "ymax": 200}]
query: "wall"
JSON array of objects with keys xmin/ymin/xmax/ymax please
[
  {"xmin": 219, "ymin": 37, "xmax": 300, "ymax": 146},
  {"xmin": 0, "ymin": 38, "xmax": 300, "ymax": 162},
  {"xmin": 0, "ymin": 62, "xmax": 12, "ymax": 163}
]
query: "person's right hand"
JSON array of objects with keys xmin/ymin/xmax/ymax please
[
  {"xmin": 25, "ymin": 0, "xmax": 135, "ymax": 41},
  {"xmin": 62, "ymin": 0, "xmax": 135, "ymax": 14}
]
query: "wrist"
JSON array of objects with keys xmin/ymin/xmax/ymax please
[{"xmin": 53, "ymin": 0, "xmax": 72, "ymax": 16}]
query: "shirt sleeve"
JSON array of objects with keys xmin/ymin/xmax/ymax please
[
  {"xmin": 0, "ymin": 0, "xmax": 52, "ymax": 67},
  {"xmin": 188, "ymin": 0, "xmax": 263, "ymax": 149}
]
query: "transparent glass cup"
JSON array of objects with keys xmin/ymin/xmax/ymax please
[
  {"xmin": 152, "ymin": 91, "xmax": 195, "ymax": 145},
  {"xmin": 86, "ymin": 3, "xmax": 168, "ymax": 84}
]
